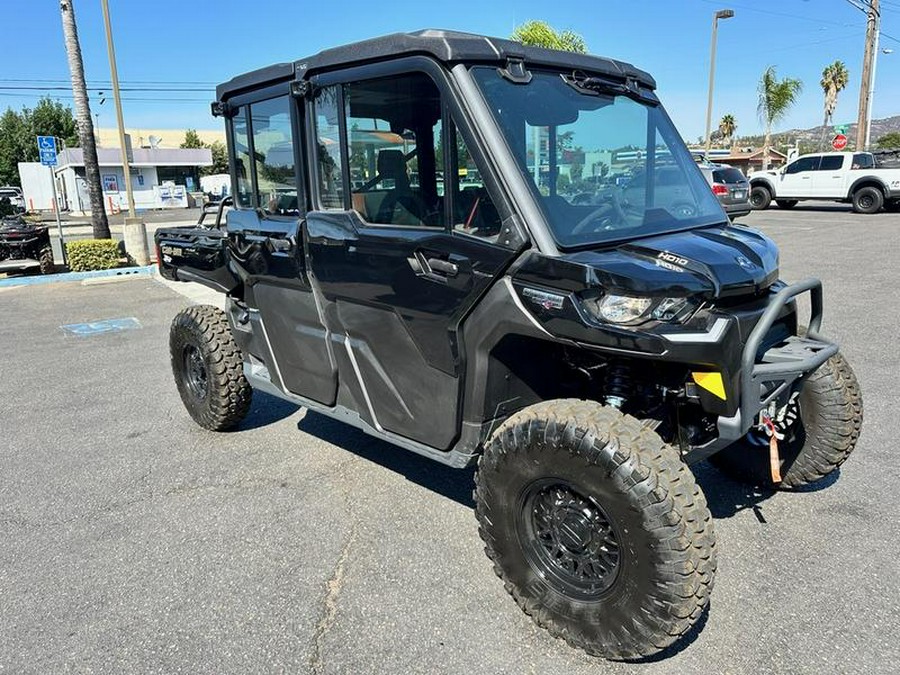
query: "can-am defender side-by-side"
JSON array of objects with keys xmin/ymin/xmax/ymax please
[{"xmin": 155, "ymin": 31, "xmax": 863, "ymax": 660}]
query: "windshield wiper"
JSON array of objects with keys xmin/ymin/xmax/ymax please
[{"xmin": 561, "ymin": 72, "xmax": 658, "ymax": 106}]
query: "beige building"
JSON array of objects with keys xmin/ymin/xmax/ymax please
[{"xmin": 94, "ymin": 127, "xmax": 224, "ymax": 149}]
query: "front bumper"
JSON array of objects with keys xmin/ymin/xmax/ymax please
[{"xmin": 686, "ymin": 278, "xmax": 838, "ymax": 461}]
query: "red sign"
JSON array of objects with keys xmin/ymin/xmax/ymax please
[{"xmin": 832, "ymin": 134, "xmax": 848, "ymax": 151}]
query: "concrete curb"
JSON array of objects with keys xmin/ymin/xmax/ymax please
[{"xmin": 0, "ymin": 264, "xmax": 157, "ymax": 289}]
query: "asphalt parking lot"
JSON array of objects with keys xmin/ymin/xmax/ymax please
[{"xmin": 1, "ymin": 204, "xmax": 898, "ymax": 673}]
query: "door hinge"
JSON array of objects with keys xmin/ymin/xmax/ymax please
[
  {"xmin": 210, "ymin": 101, "xmax": 233, "ymax": 118},
  {"xmin": 291, "ymin": 80, "xmax": 312, "ymax": 99}
]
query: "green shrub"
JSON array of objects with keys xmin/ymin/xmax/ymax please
[{"xmin": 66, "ymin": 239, "xmax": 122, "ymax": 272}]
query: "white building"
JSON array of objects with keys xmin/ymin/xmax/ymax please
[{"xmin": 18, "ymin": 146, "xmax": 212, "ymax": 213}]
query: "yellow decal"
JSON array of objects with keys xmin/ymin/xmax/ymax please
[{"xmin": 692, "ymin": 372, "xmax": 727, "ymax": 400}]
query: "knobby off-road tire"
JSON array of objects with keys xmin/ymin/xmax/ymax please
[
  {"xmin": 710, "ymin": 353, "xmax": 862, "ymax": 488},
  {"xmin": 39, "ymin": 246, "xmax": 54, "ymax": 275},
  {"xmin": 852, "ymin": 186, "xmax": 884, "ymax": 214},
  {"xmin": 169, "ymin": 305, "xmax": 252, "ymax": 431},
  {"xmin": 750, "ymin": 185, "xmax": 772, "ymax": 210},
  {"xmin": 474, "ymin": 400, "xmax": 716, "ymax": 660}
]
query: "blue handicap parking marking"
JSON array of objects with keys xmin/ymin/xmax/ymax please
[{"xmin": 61, "ymin": 317, "xmax": 142, "ymax": 337}]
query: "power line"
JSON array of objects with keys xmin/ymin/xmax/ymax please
[
  {"xmin": 698, "ymin": 0, "xmax": 855, "ymax": 27},
  {"xmin": 763, "ymin": 30, "xmax": 866, "ymax": 54},
  {"xmin": 0, "ymin": 92, "xmax": 210, "ymax": 104},
  {"xmin": 0, "ymin": 85, "xmax": 212, "ymax": 92},
  {"xmin": 0, "ymin": 78, "xmax": 218, "ymax": 86}
]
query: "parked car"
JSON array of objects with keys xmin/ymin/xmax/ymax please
[
  {"xmin": 155, "ymin": 30, "xmax": 861, "ymax": 661},
  {"xmin": 699, "ymin": 163, "xmax": 751, "ymax": 219},
  {"xmin": 0, "ymin": 187, "xmax": 26, "ymax": 215},
  {"xmin": 748, "ymin": 151, "xmax": 900, "ymax": 213}
]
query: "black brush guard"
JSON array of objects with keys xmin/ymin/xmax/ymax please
[{"xmin": 688, "ymin": 278, "xmax": 838, "ymax": 462}]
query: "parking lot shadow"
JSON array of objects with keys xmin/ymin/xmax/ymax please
[
  {"xmin": 692, "ymin": 460, "xmax": 841, "ymax": 521},
  {"xmin": 296, "ymin": 410, "xmax": 477, "ymax": 508},
  {"xmin": 239, "ymin": 391, "xmax": 301, "ymax": 431},
  {"xmin": 292, "ymin": 407, "xmax": 846, "ymax": 516}
]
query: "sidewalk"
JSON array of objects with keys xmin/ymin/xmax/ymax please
[{"xmin": 36, "ymin": 207, "xmax": 203, "ymax": 228}]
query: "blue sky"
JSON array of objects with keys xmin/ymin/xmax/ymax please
[{"xmin": 3, "ymin": 0, "xmax": 899, "ymax": 141}]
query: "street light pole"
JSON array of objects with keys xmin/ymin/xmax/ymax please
[
  {"xmin": 100, "ymin": 0, "xmax": 135, "ymax": 219},
  {"xmin": 704, "ymin": 9, "xmax": 734, "ymax": 157}
]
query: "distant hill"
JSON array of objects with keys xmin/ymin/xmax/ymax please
[{"xmin": 731, "ymin": 115, "xmax": 900, "ymax": 152}]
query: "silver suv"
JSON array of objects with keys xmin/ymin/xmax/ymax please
[{"xmin": 698, "ymin": 164, "xmax": 750, "ymax": 219}]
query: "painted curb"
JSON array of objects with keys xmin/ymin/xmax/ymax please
[{"xmin": 0, "ymin": 264, "xmax": 157, "ymax": 289}]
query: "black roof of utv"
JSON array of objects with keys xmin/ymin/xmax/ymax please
[{"xmin": 216, "ymin": 29, "xmax": 656, "ymax": 101}]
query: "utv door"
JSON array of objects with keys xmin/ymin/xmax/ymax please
[
  {"xmin": 303, "ymin": 64, "xmax": 522, "ymax": 450},
  {"xmin": 225, "ymin": 90, "xmax": 338, "ymax": 405}
]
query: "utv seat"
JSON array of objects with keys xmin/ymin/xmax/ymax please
[{"xmin": 374, "ymin": 149, "xmax": 431, "ymax": 225}]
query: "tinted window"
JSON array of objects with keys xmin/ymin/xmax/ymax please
[
  {"xmin": 448, "ymin": 121, "xmax": 503, "ymax": 241},
  {"xmin": 712, "ymin": 167, "xmax": 746, "ymax": 184},
  {"xmin": 314, "ymin": 86, "xmax": 346, "ymax": 209},
  {"xmin": 231, "ymin": 107, "xmax": 253, "ymax": 207},
  {"xmin": 250, "ymin": 97, "xmax": 298, "ymax": 216},
  {"xmin": 852, "ymin": 153, "xmax": 874, "ymax": 169},
  {"xmin": 785, "ymin": 156, "xmax": 820, "ymax": 174},
  {"xmin": 819, "ymin": 155, "xmax": 844, "ymax": 171},
  {"xmin": 343, "ymin": 73, "xmax": 442, "ymax": 227}
]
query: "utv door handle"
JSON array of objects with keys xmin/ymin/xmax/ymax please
[{"xmin": 426, "ymin": 257, "xmax": 458, "ymax": 277}]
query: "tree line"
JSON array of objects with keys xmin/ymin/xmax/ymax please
[{"xmin": 0, "ymin": 97, "xmax": 79, "ymax": 187}]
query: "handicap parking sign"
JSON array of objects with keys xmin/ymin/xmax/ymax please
[{"xmin": 37, "ymin": 136, "xmax": 58, "ymax": 166}]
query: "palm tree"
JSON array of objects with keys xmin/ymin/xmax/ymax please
[
  {"xmin": 59, "ymin": 0, "xmax": 110, "ymax": 239},
  {"xmin": 719, "ymin": 114, "xmax": 737, "ymax": 147},
  {"xmin": 511, "ymin": 21, "xmax": 587, "ymax": 53},
  {"xmin": 758, "ymin": 66, "xmax": 803, "ymax": 170},
  {"xmin": 819, "ymin": 61, "xmax": 849, "ymax": 151}
]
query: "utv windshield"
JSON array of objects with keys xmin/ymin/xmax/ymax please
[{"xmin": 471, "ymin": 68, "xmax": 725, "ymax": 247}]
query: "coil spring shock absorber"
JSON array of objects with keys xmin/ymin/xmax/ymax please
[{"xmin": 604, "ymin": 361, "xmax": 634, "ymax": 409}]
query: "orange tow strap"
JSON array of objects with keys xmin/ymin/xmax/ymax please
[{"xmin": 763, "ymin": 416, "xmax": 782, "ymax": 484}]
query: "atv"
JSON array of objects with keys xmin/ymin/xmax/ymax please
[
  {"xmin": 155, "ymin": 30, "xmax": 863, "ymax": 660},
  {"xmin": 0, "ymin": 216, "xmax": 55, "ymax": 276}
]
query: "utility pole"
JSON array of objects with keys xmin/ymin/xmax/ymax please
[
  {"xmin": 855, "ymin": 0, "xmax": 879, "ymax": 151},
  {"xmin": 100, "ymin": 0, "xmax": 135, "ymax": 218},
  {"xmin": 101, "ymin": 0, "xmax": 149, "ymax": 266}
]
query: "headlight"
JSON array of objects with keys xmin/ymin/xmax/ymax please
[
  {"xmin": 593, "ymin": 294, "xmax": 653, "ymax": 324},
  {"xmin": 582, "ymin": 293, "xmax": 696, "ymax": 325}
]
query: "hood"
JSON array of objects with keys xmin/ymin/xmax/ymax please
[{"xmin": 561, "ymin": 225, "xmax": 779, "ymax": 299}]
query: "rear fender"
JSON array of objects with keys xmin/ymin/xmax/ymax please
[{"xmin": 154, "ymin": 226, "xmax": 240, "ymax": 294}]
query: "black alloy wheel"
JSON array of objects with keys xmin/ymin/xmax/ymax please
[
  {"xmin": 182, "ymin": 344, "xmax": 209, "ymax": 401},
  {"xmin": 518, "ymin": 479, "xmax": 621, "ymax": 600}
]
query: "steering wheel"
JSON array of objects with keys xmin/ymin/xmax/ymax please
[{"xmin": 571, "ymin": 189, "xmax": 630, "ymax": 235}]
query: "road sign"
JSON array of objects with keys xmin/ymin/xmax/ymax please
[
  {"xmin": 834, "ymin": 124, "xmax": 849, "ymax": 135},
  {"xmin": 37, "ymin": 136, "xmax": 58, "ymax": 166},
  {"xmin": 832, "ymin": 134, "xmax": 848, "ymax": 151}
]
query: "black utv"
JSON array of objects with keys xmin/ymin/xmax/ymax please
[
  {"xmin": 0, "ymin": 216, "xmax": 55, "ymax": 276},
  {"xmin": 155, "ymin": 30, "xmax": 862, "ymax": 660}
]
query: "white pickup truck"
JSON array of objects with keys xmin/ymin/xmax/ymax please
[{"xmin": 748, "ymin": 151, "xmax": 900, "ymax": 213}]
